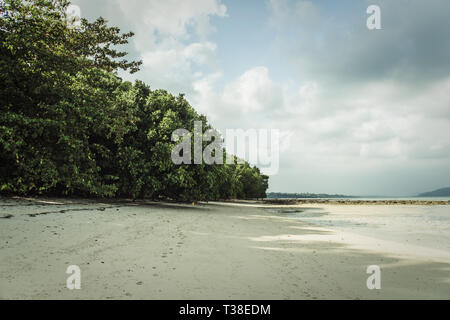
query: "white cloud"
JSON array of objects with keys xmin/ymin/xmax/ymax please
[
  {"xmin": 114, "ymin": 0, "xmax": 226, "ymax": 95},
  {"xmin": 72, "ymin": 0, "xmax": 450, "ymax": 195},
  {"xmin": 190, "ymin": 65, "xmax": 450, "ymax": 193},
  {"xmin": 116, "ymin": 0, "xmax": 226, "ymax": 42},
  {"xmin": 222, "ymin": 67, "xmax": 283, "ymax": 114},
  {"xmin": 141, "ymin": 41, "xmax": 217, "ymax": 77}
]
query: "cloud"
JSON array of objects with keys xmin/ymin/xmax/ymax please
[
  {"xmin": 191, "ymin": 63, "xmax": 450, "ymax": 194},
  {"xmin": 269, "ymin": 0, "xmax": 319, "ymax": 29},
  {"xmin": 140, "ymin": 41, "xmax": 217, "ymax": 87},
  {"xmin": 192, "ymin": 67, "xmax": 285, "ymax": 127},
  {"xmin": 112, "ymin": 0, "xmax": 227, "ymax": 94},
  {"xmin": 71, "ymin": 0, "xmax": 450, "ymax": 195},
  {"xmin": 269, "ymin": 0, "xmax": 450, "ymax": 85},
  {"xmin": 116, "ymin": 0, "xmax": 226, "ymax": 44},
  {"xmin": 260, "ymin": 0, "xmax": 450, "ymax": 168},
  {"xmin": 222, "ymin": 67, "xmax": 283, "ymax": 114}
]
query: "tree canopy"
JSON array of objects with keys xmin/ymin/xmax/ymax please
[{"xmin": 0, "ymin": 0, "xmax": 269, "ymax": 200}]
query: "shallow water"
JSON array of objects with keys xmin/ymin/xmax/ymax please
[
  {"xmin": 271, "ymin": 196, "xmax": 450, "ymax": 201},
  {"xmin": 272, "ymin": 205, "xmax": 450, "ymax": 254}
]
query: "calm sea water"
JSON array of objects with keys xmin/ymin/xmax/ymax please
[
  {"xmin": 273, "ymin": 197, "xmax": 450, "ymax": 201},
  {"xmin": 268, "ymin": 203, "xmax": 450, "ymax": 253}
]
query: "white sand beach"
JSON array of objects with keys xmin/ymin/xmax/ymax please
[{"xmin": 1, "ymin": 197, "xmax": 449, "ymax": 299}]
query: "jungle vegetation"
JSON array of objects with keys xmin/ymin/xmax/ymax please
[{"xmin": 0, "ymin": 0, "xmax": 269, "ymax": 200}]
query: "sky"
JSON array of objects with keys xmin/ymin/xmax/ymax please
[{"xmin": 71, "ymin": 0, "xmax": 450, "ymax": 196}]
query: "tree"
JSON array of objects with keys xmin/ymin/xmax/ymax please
[
  {"xmin": 0, "ymin": 0, "xmax": 141, "ymax": 196},
  {"xmin": 0, "ymin": 0, "xmax": 269, "ymax": 200}
]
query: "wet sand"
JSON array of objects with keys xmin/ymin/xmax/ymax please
[{"xmin": 1, "ymin": 197, "xmax": 449, "ymax": 299}]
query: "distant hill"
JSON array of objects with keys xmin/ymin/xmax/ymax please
[
  {"xmin": 267, "ymin": 192, "xmax": 355, "ymax": 199},
  {"xmin": 417, "ymin": 187, "xmax": 450, "ymax": 197}
]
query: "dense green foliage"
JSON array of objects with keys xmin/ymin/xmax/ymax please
[{"xmin": 0, "ymin": 0, "xmax": 268, "ymax": 200}]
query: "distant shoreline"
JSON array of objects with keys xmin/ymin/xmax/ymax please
[
  {"xmin": 263, "ymin": 198, "xmax": 450, "ymax": 205},
  {"xmin": 1, "ymin": 195, "xmax": 450, "ymax": 208}
]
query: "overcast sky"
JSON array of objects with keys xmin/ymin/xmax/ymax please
[{"xmin": 71, "ymin": 0, "xmax": 450, "ymax": 196}]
